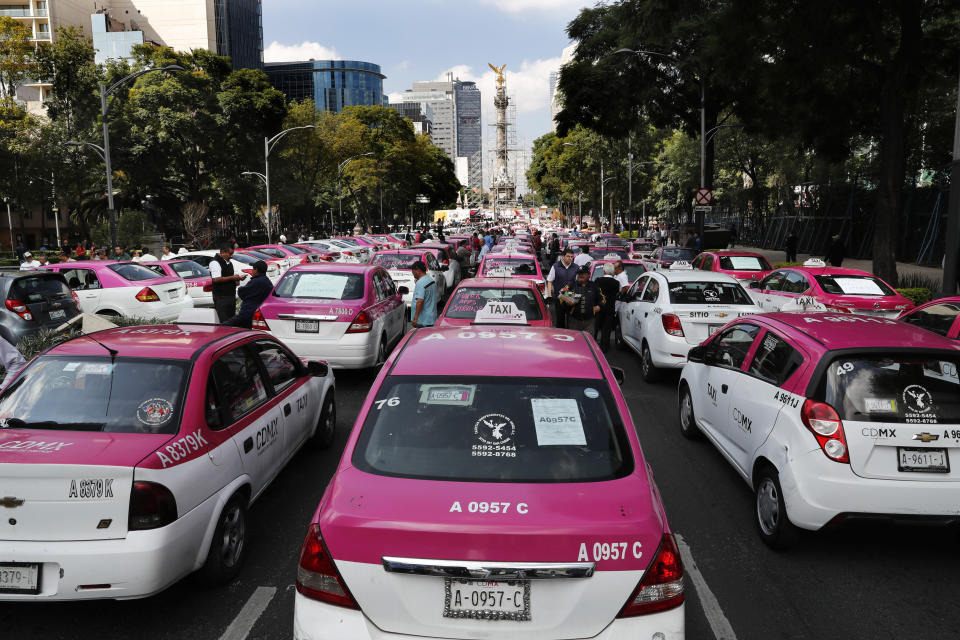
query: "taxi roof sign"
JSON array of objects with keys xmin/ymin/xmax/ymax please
[
  {"xmin": 473, "ymin": 301, "xmax": 528, "ymax": 325},
  {"xmin": 669, "ymin": 260, "xmax": 694, "ymax": 270},
  {"xmin": 802, "ymin": 258, "xmax": 827, "ymax": 268}
]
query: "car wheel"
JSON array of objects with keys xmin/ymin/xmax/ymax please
[
  {"xmin": 678, "ymin": 385, "xmax": 700, "ymax": 439},
  {"xmin": 199, "ymin": 494, "xmax": 247, "ymax": 585},
  {"xmin": 754, "ymin": 466, "xmax": 800, "ymax": 550},
  {"xmin": 615, "ymin": 319, "xmax": 627, "ymax": 351},
  {"xmin": 374, "ymin": 335, "xmax": 388, "ymax": 370},
  {"xmin": 641, "ymin": 342, "xmax": 661, "ymax": 383},
  {"xmin": 309, "ymin": 393, "xmax": 336, "ymax": 449}
]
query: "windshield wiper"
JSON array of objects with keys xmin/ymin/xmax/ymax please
[{"xmin": 2, "ymin": 418, "xmax": 106, "ymax": 432}]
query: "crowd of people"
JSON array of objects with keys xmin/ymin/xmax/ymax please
[{"xmin": 15, "ymin": 241, "xmax": 192, "ymax": 270}]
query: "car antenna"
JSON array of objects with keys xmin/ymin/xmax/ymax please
[{"xmin": 83, "ymin": 333, "xmax": 118, "ymax": 363}]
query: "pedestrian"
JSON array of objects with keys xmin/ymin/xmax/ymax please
[
  {"xmin": 113, "ymin": 246, "xmax": 131, "ymax": 261},
  {"xmin": 15, "ymin": 241, "xmax": 26, "ymax": 262},
  {"xmin": 548, "ymin": 233, "xmax": 560, "ymax": 266},
  {"xmin": 560, "ymin": 266, "xmax": 601, "ymax": 333},
  {"xmin": 653, "ymin": 228, "xmax": 662, "ymax": 247},
  {"xmin": 94, "ymin": 249, "xmax": 107, "ymax": 260},
  {"xmin": 685, "ymin": 232, "xmax": 697, "ymax": 251},
  {"xmin": 546, "ymin": 248, "xmax": 579, "ymax": 329},
  {"xmin": 0, "ymin": 335, "xmax": 27, "ymax": 390},
  {"xmin": 785, "ymin": 231, "xmax": 798, "ymax": 263},
  {"xmin": 595, "ymin": 263, "xmax": 621, "ymax": 352},
  {"xmin": 139, "ymin": 247, "xmax": 158, "ymax": 262},
  {"xmin": 75, "ymin": 243, "xmax": 86, "ymax": 259},
  {"xmin": 826, "ymin": 234, "xmax": 845, "ymax": 267},
  {"xmin": 613, "ymin": 260, "xmax": 631, "ymax": 294},
  {"xmin": 279, "ymin": 234, "xmax": 287, "ymax": 244},
  {"xmin": 19, "ymin": 251, "xmax": 40, "ymax": 270},
  {"xmin": 728, "ymin": 223, "xmax": 738, "ymax": 249},
  {"xmin": 574, "ymin": 245, "xmax": 593, "ymax": 267},
  {"xmin": 58, "ymin": 249, "xmax": 74, "ymax": 263},
  {"xmin": 209, "ymin": 244, "xmax": 247, "ymax": 323},
  {"xmin": 160, "ymin": 245, "xmax": 175, "ymax": 261},
  {"xmin": 410, "ymin": 260, "xmax": 438, "ymax": 328},
  {"xmin": 693, "ymin": 232, "xmax": 703, "ymax": 255},
  {"xmin": 223, "ymin": 261, "xmax": 272, "ymax": 328},
  {"xmin": 471, "ymin": 232, "xmax": 482, "ymax": 266}
]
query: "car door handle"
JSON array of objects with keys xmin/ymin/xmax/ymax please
[
  {"xmin": 721, "ymin": 384, "xmax": 728, "ymax": 394},
  {"xmin": 284, "ymin": 404, "xmax": 292, "ymax": 417},
  {"xmin": 243, "ymin": 437, "xmax": 253, "ymax": 453}
]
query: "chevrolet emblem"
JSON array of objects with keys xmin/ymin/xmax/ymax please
[
  {"xmin": 0, "ymin": 496, "xmax": 24, "ymax": 509},
  {"xmin": 913, "ymin": 432, "xmax": 940, "ymax": 443},
  {"xmin": 716, "ymin": 313, "xmax": 728, "ymax": 318}
]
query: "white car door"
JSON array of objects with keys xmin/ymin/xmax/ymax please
[
  {"xmin": 634, "ymin": 275, "xmax": 663, "ymax": 346},
  {"xmin": 619, "ymin": 276, "xmax": 649, "ymax": 350},
  {"xmin": 754, "ymin": 271, "xmax": 791, "ymax": 311},
  {"xmin": 61, "ymin": 268, "xmax": 102, "ymax": 312},
  {"xmin": 250, "ymin": 340, "xmax": 315, "ymax": 457},
  {"xmin": 424, "ymin": 253, "xmax": 445, "ymax": 300}
]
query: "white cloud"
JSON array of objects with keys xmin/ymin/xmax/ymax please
[
  {"xmin": 480, "ymin": 0, "xmax": 588, "ymax": 13},
  {"xmin": 387, "ymin": 92, "xmax": 404, "ymax": 103},
  {"xmin": 263, "ymin": 41, "xmax": 340, "ymax": 63},
  {"xmin": 435, "ymin": 57, "xmax": 563, "ymax": 118}
]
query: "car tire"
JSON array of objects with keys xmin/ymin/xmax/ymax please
[
  {"xmin": 199, "ymin": 494, "xmax": 247, "ymax": 585},
  {"xmin": 309, "ymin": 393, "xmax": 336, "ymax": 449},
  {"xmin": 678, "ymin": 385, "xmax": 700, "ymax": 439},
  {"xmin": 373, "ymin": 334, "xmax": 388, "ymax": 371},
  {"xmin": 615, "ymin": 319, "xmax": 627, "ymax": 351},
  {"xmin": 754, "ymin": 466, "xmax": 800, "ymax": 550},
  {"xmin": 641, "ymin": 342, "xmax": 661, "ymax": 383}
]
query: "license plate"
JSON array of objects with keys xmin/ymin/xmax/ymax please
[
  {"xmin": 443, "ymin": 579, "xmax": 530, "ymax": 621},
  {"xmin": 48, "ymin": 309, "xmax": 66, "ymax": 320},
  {"xmin": 898, "ymin": 447, "xmax": 949, "ymax": 473},
  {"xmin": 708, "ymin": 324, "xmax": 722, "ymax": 335},
  {"xmin": 295, "ymin": 320, "xmax": 320, "ymax": 333},
  {"xmin": 0, "ymin": 563, "xmax": 40, "ymax": 594}
]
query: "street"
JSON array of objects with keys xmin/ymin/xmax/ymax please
[{"xmin": 4, "ymin": 345, "xmax": 959, "ymax": 640}]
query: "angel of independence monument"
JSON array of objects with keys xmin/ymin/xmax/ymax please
[{"xmin": 488, "ymin": 63, "xmax": 517, "ymax": 215}]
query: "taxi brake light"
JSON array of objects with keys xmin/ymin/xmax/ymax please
[
  {"xmin": 618, "ymin": 533, "xmax": 685, "ymax": 617},
  {"xmin": 346, "ymin": 310, "xmax": 372, "ymax": 333},
  {"xmin": 135, "ymin": 287, "xmax": 160, "ymax": 303},
  {"xmin": 801, "ymin": 399, "xmax": 849, "ymax": 463},
  {"xmin": 129, "ymin": 481, "xmax": 177, "ymax": 530},
  {"xmin": 825, "ymin": 304, "xmax": 851, "ymax": 313},
  {"xmin": 661, "ymin": 314, "xmax": 684, "ymax": 337},
  {"xmin": 5, "ymin": 299, "xmax": 34, "ymax": 321},
  {"xmin": 252, "ymin": 309, "xmax": 269, "ymax": 331},
  {"xmin": 203, "ymin": 284, "xmax": 213, "ymax": 293},
  {"xmin": 70, "ymin": 290, "xmax": 82, "ymax": 312},
  {"xmin": 297, "ymin": 523, "xmax": 359, "ymax": 609}
]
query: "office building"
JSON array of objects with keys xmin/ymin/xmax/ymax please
[
  {"xmin": 265, "ymin": 60, "xmax": 385, "ymax": 113},
  {"xmin": 550, "ymin": 44, "xmax": 577, "ymax": 131},
  {"xmin": 91, "ymin": 10, "xmax": 145, "ymax": 64}
]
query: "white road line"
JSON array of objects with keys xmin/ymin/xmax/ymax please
[
  {"xmin": 219, "ymin": 586, "xmax": 277, "ymax": 640},
  {"xmin": 675, "ymin": 533, "xmax": 738, "ymax": 640}
]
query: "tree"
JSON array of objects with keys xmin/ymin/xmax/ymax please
[{"xmin": 0, "ymin": 17, "xmax": 36, "ymax": 99}]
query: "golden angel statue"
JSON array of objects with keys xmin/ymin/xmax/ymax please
[{"xmin": 488, "ymin": 63, "xmax": 507, "ymax": 86}]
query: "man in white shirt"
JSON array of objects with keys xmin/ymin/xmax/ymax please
[
  {"xmin": 573, "ymin": 246, "xmax": 593, "ymax": 267},
  {"xmin": 160, "ymin": 246, "xmax": 175, "ymax": 260},
  {"xmin": 20, "ymin": 252, "xmax": 40, "ymax": 270}
]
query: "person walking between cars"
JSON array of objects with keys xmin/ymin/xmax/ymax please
[
  {"xmin": 560, "ymin": 266, "xmax": 601, "ymax": 334},
  {"xmin": 826, "ymin": 234, "xmax": 845, "ymax": 267},
  {"xmin": 410, "ymin": 261, "xmax": 438, "ymax": 328},
  {"xmin": 0, "ymin": 335, "xmax": 26, "ymax": 390},
  {"xmin": 223, "ymin": 261, "xmax": 272, "ymax": 329},
  {"xmin": 546, "ymin": 248, "xmax": 579, "ymax": 329},
  {"xmin": 595, "ymin": 263, "xmax": 621, "ymax": 353},
  {"xmin": 785, "ymin": 231, "xmax": 798, "ymax": 263},
  {"xmin": 209, "ymin": 244, "xmax": 247, "ymax": 323}
]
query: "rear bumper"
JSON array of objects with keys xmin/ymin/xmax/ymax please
[
  {"xmin": 275, "ymin": 332, "xmax": 378, "ymax": 369},
  {"xmin": 293, "ymin": 593, "xmax": 684, "ymax": 640},
  {"xmin": 648, "ymin": 334, "xmax": 691, "ymax": 369},
  {"xmin": 113, "ymin": 297, "xmax": 194, "ymax": 320}
]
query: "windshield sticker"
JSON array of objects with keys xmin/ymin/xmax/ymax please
[
  {"xmin": 584, "ymin": 388, "xmax": 599, "ymax": 399},
  {"xmin": 80, "ymin": 363, "xmax": 114, "ymax": 375},
  {"xmin": 137, "ymin": 398, "xmax": 175, "ymax": 426},
  {"xmin": 864, "ymin": 398, "xmax": 897, "ymax": 413},
  {"xmin": 472, "ymin": 413, "xmax": 517, "ymax": 458},
  {"xmin": 763, "ymin": 335, "xmax": 778, "ymax": 352},
  {"xmin": 832, "ymin": 277, "xmax": 885, "ymax": 296},
  {"xmin": 292, "ymin": 275, "xmax": 348, "ymax": 299},
  {"xmin": 63, "ymin": 362, "xmax": 81, "ymax": 372},
  {"xmin": 420, "ymin": 385, "xmax": 476, "ymax": 406},
  {"xmin": 836, "ymin": 362, "xmax": 855, "ymax": 376},
  {"xmin": 374, "ymin": 396, "xmax": 400, "ymax": 410},
  {"xmin": 115, "ymin": 328, "xmax": 192, "ymax": 336},
  {"xmin": 803, "ymin": 315, "xmax": 897, "ymax": 325},
  {"xmin": 703, "ymin": 288, "xmax": 720, "ymax": 302},
  {"xmin": 532, "ymin": 399, "xmax": 586, "ymax": 446},
  {"xmin": 903, "ymin": 385, "xmax": 937, "ymax": 424}
]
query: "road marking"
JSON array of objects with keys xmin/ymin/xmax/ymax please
[
  {"xmin": 675, "ymin": 533, "xmax": 738, "ymax": 640},
  {"xmin": 219, "ymin": 586, "xmax": 277, "ymax": 640}
]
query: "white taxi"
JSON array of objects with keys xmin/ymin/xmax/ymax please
[
  {"xmin": 616, "ymin": 262, "xmax": 761, "ymax": 382},
  {"xmin": 369, "ymin": 250, "xmax": 447, "ymax": 307}
]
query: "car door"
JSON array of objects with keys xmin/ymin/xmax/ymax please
[
  {"xmin": 250, "ymin": 339, "xmax": 314, "ymax": 460},
  {"xmin": 62, "ymin": 268, "xmax": 102, "ymax": 312},
  {"xmin": 634, "ymin": 275, "xmax": 662, "ymax": 345},
  {"xmin": 375, "ymin": 271, "xmax": 404, "ymax": 342},
  {"xmin": 754, "ymin": 271, "xmax": 786, "ymax": 311},
  {"xmin": 619, "ymin": 275, "xmax": 648, "ymax": 348},
  {"xmin": 775, "ymin": 270, "xmax": 811, "ymax": 309},
  {"xmin": 424, "ymin": 253, "xmax": 444, "ymax": 299}
]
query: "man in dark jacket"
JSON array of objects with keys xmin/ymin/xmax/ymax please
[
  {"xmin": 785, "ymin": 231, "xmax": 798, "ymax": 263},
  {"xmin": 826, "ymin": 234, "xmax": 845, "ymax": 267},
  {"xmin": 560, "ymin": 266, "xmax": 601, "ymax": 333},
  {"xmin": 594, "ymin": 263, "xmax": 621, "ymax": 352},
  {"xmin": 223, "ymin": 261, "xmax": 272, "ymax": 328},
  {"xmin": 546, "ymin": 248, "xmax": 578, "ymax": 328},
  {"xmin": 210, "ymin": 243, "xmax": 246, "ymax": 322}
]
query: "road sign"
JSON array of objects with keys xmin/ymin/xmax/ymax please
[
  {"xmin": 694, "ymin": 205, "xmax": 713, "ymax": 213},
  {"xmin": 694, "ymin": 188, "xmax": 713, "ymax": 205}
]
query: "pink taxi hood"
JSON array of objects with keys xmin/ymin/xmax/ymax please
[
  {"xmin": 318, "ymin": 468, "xmax": 665, "ymax": 572},
  {"xmin": 0, "ymin": 430, "xmax": 172, "ymax": 467}
]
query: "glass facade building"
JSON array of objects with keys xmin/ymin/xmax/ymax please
[
  {"xmin": 214, "ymin": 0, "xmax": 263, "ymax": 70},
  {"xmin": 265, "ymin": 60, "xmax": 385, "ymax": 113}
]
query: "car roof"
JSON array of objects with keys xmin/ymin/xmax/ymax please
[
  {"xmin": 782, "ymin": 266, "xmax": 875, "ymax": 277},
  {"xmin": 453, "ymin": 277, "xmax": 540, "ymax": 290},
  {"xmin": 375, "ymin": 249, "xmax": 428, "ymax": 255},
  {"xmin": 483, "ymin": 253, "xmax": 536, "ymax": 259},
  {"xmin": 46, "ymin": 324, "xmax": 254, "ymax": 360},
  {"xmin": 653, "ymin": 270, "xmax": 739, "ymax": 283},
  {"xmin": 707, "ymin": 250, "xmax": 767, "ymax": 258},
  {"xmin": 286, "ymin": 263, "xmax": 378, "ymax": 275},
  {"xmin": 754, "ymin": 312, "xmax": 960, "ymax": 351},
  {"xmin": 391, "ymin": 326, "xmax": 603, "ymax": 378}
]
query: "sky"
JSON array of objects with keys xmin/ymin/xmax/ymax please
[{"xmin": 262, "ymin": 0, "xmax": 593, "ymax": 191}]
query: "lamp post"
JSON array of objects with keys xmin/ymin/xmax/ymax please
[
  {"xmin": 4, "ymin": 197, "xmax": 12, "ymax": 256},
  {"xmin": 29, "ymin": 172, "xmax": 59, "ymax": 249},
  {"xmin": 254, "ymin": 125, "xmax": 316, "ymax": 243},
  {"xmin": 562, "ymin": 142, "xmax": 583, "ymax": 228},
  {"xmin": 337, "ymin": 152, "xmax": 373, "ymax": 236},
  {"xmin": 240, "ymin": 170, "xmax": 267, "ymax": 238}
]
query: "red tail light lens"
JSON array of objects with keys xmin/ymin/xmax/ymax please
[
  {"xmin": 297, "ymin": 523, "xmax": 359, "ymax": 608},
  {"xmin": 300, "ymin": 257, "xmax": 310, "ymax": 264},
  {"xmin": 343, "ymin": 251, "xmax": 354, "ymax": 257},
  {"xmin": 5, "ymin": 299, "xmax": 34, "ymax": 321},
  {"xmin": 203, "ymin": 285, "xmax": 213, "ymax": 293},
  {"xmin": 347, "ymin": 310, "xmax": 372, "ymax": 333},
  {"xmin": 825, "ymin": 305, "xmax": 851, "ymax": 313},
  {"xmin": 135, "ymin": 287, "xmax": 160, "ymax": 302},
  {"xmin": 619, "ymin": 533, "xmax": 685, "ymax": 616},
  {"xmin": 70, "ymin": 290, "xmax": 82, "ymax": 312},
  {"xmin": 801, "ymin": 399, "xmax": 849, "ymax": 463},
  {"xmin": 129, "ymin": 481, "xmax": 178, "ymax": 530},
  {"xmin": 661, "ymin": 314, "xmax": 684, "ymax": 337},
  {"xmin": 252, "ymin": 309, "xmax": 269, "ymax": 330}
]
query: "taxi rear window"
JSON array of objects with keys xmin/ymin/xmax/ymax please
[
  {"xmin": 719, "ymin": 256, "xmax": 771, "ymax": 271},
  {"xmin": 815, "ymin": 275, "xmax": 895, "ymax": 297},
  {"xmin": 372, "ymin": 254, "xmax": 419, "ymax": 269},
  {"xmin": 108, "ymin": 263, "xmax": 164, "ymax": 281},
  {"xmin": 445, "ymin": 287, "xmax": 543, "ymax": 321},
  {"xmin": 274, "ymin": 271, "xmax": 364, "ymax": 300},
  {"xmin": 823, "ymin": 355, "xmax": 960, "ymax": 424},
  {"xmin": 482, "ymin": 258, "xmax": 537, "ymax": 275},
  {"xmin": 0, "ymin": 356, "xmax": 188, "ymax": 434},
  {"xmin": 662, "ymin": 248, "xmax": 694, "ymax": 261},
  {"xmin": 353, "ymin": 376, "xmax": 633, "ymax": 482},
  {"xmin": 668, "ymin": 281, "xmax": 753, "ymax": 305},
  {"xmin": 169, "ymin": 260, "xmax": 209, "ymax": 279}
]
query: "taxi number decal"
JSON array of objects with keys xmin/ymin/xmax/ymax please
[
  {"xmin": 836, "ymin": 362, "xmax": 854, "ymax": 376},
  {"xmin": 449, "ymin": 501, "xmax": 528, "ymax": 515},
  {"xmin": 155, "ymin": 429, "xmax": 209, "ymax": 468},
  {"xmin": 68, "ymin": 478, "xmax": 114, "ymax": 499},
  {"xmin": 374, "ymin": 397, "xmax": 400, "ymax": 410},
  {"xmin": 802, "ymin": 315, "xmax": 896, "ymax": 325},
  {"xmin": 422, "ymin": 332, "xmax": 573, "ymax": 342},
  {"xmin": 577, "ymin": 541, "xmax": 643, "ymax": 562},
  {"xmin": 773, "ymin": 390, "xmax": 801, "ymax": 409},
  {"xmin": 295, "ymin": 394, "xmax": 308, "ymax": 414}
]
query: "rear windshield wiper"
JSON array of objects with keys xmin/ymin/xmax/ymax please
[{"xmin": 1, "ymin": 418, "xmax": 106, "ymax": 432}]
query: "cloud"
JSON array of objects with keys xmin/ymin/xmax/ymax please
[
  {"xmin": 264, "ymin": 41, "xmax": 339, "ymax": 63},
  {"xmin": 479, "ymin": 0, "xmax": 588, "ymax": 13},
  {"xmin": 435, "ymin": 57, "xmax": 563, "ymax": 118},
  {"xmin": 387, "ymin": 92, "xmax": 405, "ymax": 103}
]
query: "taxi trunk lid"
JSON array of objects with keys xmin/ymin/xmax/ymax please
[
  {"xmin": 258, "ymin": 300, "xmax": 358, "ymax": 340},
  {"xmin": 676, "ymin": 306, "xmax": 751, "ymax": 345},
  {"xmin": 319, "ymin": 468, "xmax": 661, "ymax": 639}
]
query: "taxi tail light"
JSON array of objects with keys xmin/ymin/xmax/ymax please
[
  {"xmin": 825, "ymin": 304, "xmax": 851, "ymax": 313},
  {"xmin": 300, "ymin": 256, "xmax": 311, "ymax": 264},
  {"xmin": 342, "ymin": 251, "xmax": 354, "ymax": 257},
  {"xmin": 5, "ymin": 298, "xmax": 34, "ymax": 321},
  {"xmin": 536, "ymin": 281, "xmax": 546, "ymax": 293},
  {"xmin": 297, "ymin": 523, "xmax": 359, "ymax": 609},
  {"xmin": 346, "ymin": 310, "xmax": 372, "ymax": 333},
  {"xmin": 129, "ymin": 481, "xmax": 178, "ymax": 530},
  {"xmin": 801, "ymin": 399, "xmax": 850, "ymax": 463},
  {"xmin": 619, "ymin": 533, "xmax": 685, "ymax": 617},
  {"xmin": 661, "ymin": 314, "xmax": 685, "ymax": 337},
  {"xmin": 252, "ymin": 309, "xmax": 270, "ymax": 331},
  {"xmin": 203, "ymin": 284, "xmax": 213, "ymax": 293},
  {"xmin": 70, "ymin": 290, "xmax": 82, "ymax": 312},
  {"xmin": 319, "ymin": 255, "xmax": 335, "ymax": 262},
  {"xmin": 135, "ymin": 287, "xmax": 160, "ymax": 303}
]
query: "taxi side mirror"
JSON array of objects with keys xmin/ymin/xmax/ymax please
[
  {"xmin": 749, "ymin": 281, "xmax": 761, "ymax": 289},
  {"xmin": 397, "ymin": 286, "xmax": 409, "ymax": 295},
  {"xmin": 307, "ymin": 361, "xmax": 329, "ymax": 377},
  {"xmin": 611, "ymin": 366, "xmax": 625, "ymax": 386},
  {"xmin": 687, "ymin": 346, "xmax": 705, "ymax": 364}
]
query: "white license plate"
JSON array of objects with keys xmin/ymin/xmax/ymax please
[
  {"xmin": 0, "ymin": 563, "xmax": 40, "ymax": 593},
  {"xmin": 898, "ymin": 447, "xmax": 949, "ymax": 473},
  {"xmin": 443, "ymin": 579, "xmax": 530, "ymax": 621},
  {"xmin": 295, "ymin": 320, "xmax": 320, "ymax": 333},
  {"xmin": 708, "ymin": 324, "xmax": 722, "ymax": 335},
  {"xmin": 48, "ymin": 309, "xmax": 66, "ymax": 320}
]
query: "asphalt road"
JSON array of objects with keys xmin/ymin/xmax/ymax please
[{"xmin": 3, "ymin": 342, "xmax": 960, "ymax": 639}]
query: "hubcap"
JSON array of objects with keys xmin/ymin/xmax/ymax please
[
  {"xmin": 681, "ymin": 393, "xmax": 693, "ymax": 429},
  {"xmin": 219, "ymin": 505, "xmax": 245, "ymax": 568},
  {"xmin": 326, "ymin": 401, "xmax": 336, "ymax": 434},
  {"xmin": 642, "ymin": 347, "xmax": 651, "ymax": 374},
  {"xmin": 757, "ymin": 478, "xmax": 780, "ymax": 536}
]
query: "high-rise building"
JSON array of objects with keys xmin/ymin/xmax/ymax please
[
  {"xmin": 264, "ymin": 60, "xmax": 385, "ymax": 113},
  {"xmin": 389, "ymin": 101, "xmax": 433, "ymax": 136},
  {"xmin": 550, "ymin": 44, "xmax": 577, "ymax": 131},
  {"xmin": 91, "ymin": 10, "xmax": 145, "ymax": 64}
]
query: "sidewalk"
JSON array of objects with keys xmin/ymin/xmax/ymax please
[{"xmin": 737, "ymin": 245, "xmax": 944, "ymax": 284}]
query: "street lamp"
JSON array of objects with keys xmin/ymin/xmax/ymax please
[
  {"xmin": 562, "ymin": 142, "xmax": 583, "ymax": 228},
  {"xmin": 255, "ymin": 125, "xmax": 316, "ymax": 243},
  {"xmin": 28, "ymin": 172, "xmax": 60, "ymax": 249},
  {"xmin": 3, "ymin": 196, "xmax": 12, "ymax": 256},
  {"xmin": 337, "ymin": 152, "xmax": 373, "ymax": 236},
  {"xmin": 240, "ymin": 170, "xmax": 268, "ymax": 237}
]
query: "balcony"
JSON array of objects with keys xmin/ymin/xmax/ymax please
[{"xmin": 0, "ymin": 8, "xmax": 47, "ymax": 17}]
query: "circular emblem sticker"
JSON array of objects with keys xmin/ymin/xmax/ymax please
[
  {"xmin": 584, "ymin": 388, "xmax": 600, "ymax": 399},
  {"xmin": 137, "ymin": 398, "xmax": 175, "ymax": 426},
  {"xmin": 703, "ymin": 288, "xmax": 720, "ymax": 302},
  {"xmin": 902, "ymin": 385, "xmax": 933, "ymax": 414},
  {"xmin": 474, "ymin": 413, "xmax": 516, "ymax": 445}
]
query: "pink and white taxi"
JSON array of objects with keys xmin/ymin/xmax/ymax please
[
  {"xmin": 679, "ymin": 312, "xmax": 960, "ymax": 548},
  {"xmin": 140, "ymin": 259, "xmax": 214, "ymax": 308},
  {"xmin": 898, "ymin": 297, "xmax": 960, "ymax": 339},
  {"xmin": 437, "ymin": 278, "xmax": 551, "ymax": 327},
  {"xmin": 293, "ymin": 326, "xmax": 685, "ymax": 639},
  {"xmin": 0, "ymin": 324, "xmax": 335, "ymax": 599},
  {"xmin": 476, "ymin": 253, "xmax": 545, "ymax": 293},
  {"xmin": 254, "ymin": 264, "xmax": 407, "ymax": 370},
  {"xmin": 691, "ymin": 250, "xmax": 772, "ymax": 286}
]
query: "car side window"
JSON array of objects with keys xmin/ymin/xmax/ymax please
[
  {"xmin": 691, "ymin": 255, "xmax": 702, "ymax": 269},
  {"xmin": 760, "ymin": 272, "xmax": 785, "ymax": 291},
  {"xmin": 641, "ymin": 278, "xmax": 660, "ymax": 303},
  {"xmin": 144, "ymin": 265, "xmax": 165, "ymax": 277},
  {"xmin": 426, "ymin": 254, "xmax": 438, "ymax": 270},
  {"xmin": 252, "ymin": 340, "xmax": 299, "ymax": 392},
  {"xmin": 901, "ymin": 304, "xmax": 959, "ymax": 337},
  {"xmin": 371, "ymin": 273, "xmax": 385, "ymax": 302},
  {"xmin": 205, "ymin": 379, "xmax": 224, "ymax": 430},
  {"xmin": 76, "ymin": 270, "xmax": 100, "ymax": 290},
  {"xmin": 709, "ymin": 324, "xmax": 761, "ymax": 370},
  {"xmin": 702, "ymin": 255, "xmax": 713, "ymax": 270},
  {"xmin": 748, "ymin": 330, "xmax": 803, "ymax": 386},
  {"xmin": 210, "ymin": 346, "xmax": 270, "ymax": 424},
  {"xmin": 782, "ymin": 271, "xmax": 810, "ymax": 294}
]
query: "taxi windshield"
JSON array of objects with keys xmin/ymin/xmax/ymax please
[
  {"xmin": 823, "ymin": 355, "xmax": 960, "ymax": 424},
  {"xmin": 668, "ymin": 281, "xmax": 754, "ymax": 305},
  {"xmin": 445, "ymin": 288, "xmax": 543, "ymax": 321},
  {"xmin": 353, "ymin": 376, "xmax": 633, "ymax": 482},
  {"xmin": 273, "ymin": 271, "xmax": 364, "ymax": 300},
  {"xmin": 718, "ymin": 255, "xmax": 772, "ymax": 271},
  {"xmin": 371, "ymin": 254, "xmax": 419, "ymax": 270},
  {"xmin": 815, "ymin": 275, "xmax": 895, "ymax": 297},
  {"xmin": 0, "ymin": 356, "xmax": 187, "ymax": 434},
  {"xmin": 661, "ymin": 248, "xmax": 695, "ymax": 261},
  {"xmin": 482, "ymin": 258, "xmax": 537, "ymax": 275}
]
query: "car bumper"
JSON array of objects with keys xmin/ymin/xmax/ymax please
[
  {"xmin": 648, "ymin": 334, "xmax": 691, "ymax": 369},
  {"xmin": 114, "ymin": 298, "xmax": 194, "ymax": 321},
  {"xmin": 293, "ymin": 593, "xmax": 684, "ymax": 640},
  {"xmin": 277, "ymin": 332, "xmax": 379, "ymax": 369}
]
